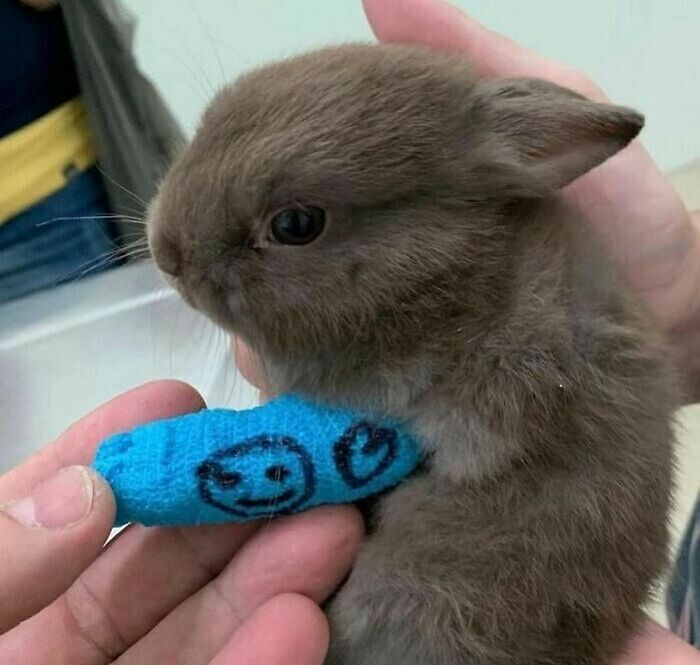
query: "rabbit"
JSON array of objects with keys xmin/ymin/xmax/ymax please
[{"xmin": 147, "ymin": 43, "xmax": 678, "ymax": 665}]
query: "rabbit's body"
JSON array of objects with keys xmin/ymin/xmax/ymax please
[
  {"xmin": 149, "ymin": 44, "xmax": 677, "ymax": 664},
  {"xmin": 325, "ymin": 203, "xmax": 676, "ymax": 665}
]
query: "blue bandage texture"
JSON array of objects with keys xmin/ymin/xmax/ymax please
[{"xmin": 93, "ymin": 395, "xmax": 421, "ymax": 526}]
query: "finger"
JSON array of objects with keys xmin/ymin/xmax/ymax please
[
  {"xmin": 615, "ymin": 621, "xmax": 700, "ymax": 664},
  {"xmin": 362, "ymin": 0, "xmax": 603, "ymax": 97},
  {"xmin": 662, "ymin": 210, "xmax": 700, "ymax": 398},
  {"xmin": 209, "ymin": 594, "xmax": 328, "ymax": 665},
  {"xmin": 0, "ymin": 380, "xmax": 204, "ymax": 502},
  {"xmin": 0, "ymin": 520, "xmax": 258, "ymax": 664},
  {"xmin": 0, "ymin": 467, "xmax": 115, "ymax": 633},
  {"xmin": 232, "ymin": 336, "xmax": 270, "ymax": 391},
  {"xmin": 117, "ymin": 506, "xmax": 364, "ymax": 663},
  {"xmin": 566, "ymin": 150, "xmax": 700, "ymax": 329},
  {"xmin": 231, "ymin": 336, "xmax": 272, "ymax": 402}
]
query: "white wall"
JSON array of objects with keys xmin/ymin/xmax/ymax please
[{"xmin": 120, "ymin": 0, "xmax": 700, "ymax": 171}]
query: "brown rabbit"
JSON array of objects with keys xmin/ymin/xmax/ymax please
[{"xmin": 148, "ymin": 44, "xmax": 677, "ymax": 665}]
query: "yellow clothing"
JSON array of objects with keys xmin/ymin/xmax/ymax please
[{"xmin": 0, "ymin": 97, "xmax": 97, "ymax": 224}]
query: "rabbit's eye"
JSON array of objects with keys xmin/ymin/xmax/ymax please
[{"xmin": 269, "ymin": 207, "xmax": 325, "ymax": 245}]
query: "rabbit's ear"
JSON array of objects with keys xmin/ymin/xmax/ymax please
[{"xmin": 472, "ymin": 78, "xmax": 643, "ymax": 193}]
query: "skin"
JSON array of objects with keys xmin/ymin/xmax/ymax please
[{"xmin": 0, "ymin": 381, "xmax": 364, "ymax": 664}]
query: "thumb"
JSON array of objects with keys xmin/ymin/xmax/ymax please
[
  {"xmin": 361, "ymin": 0, "xmax": 551, "ymax": 76},
  {"xmin": 0, "ymin": 466, "xmax": 115, "ymax": 633},
  {"xmin": 362, "ymin": 0, "xmax": 604, "ymax": 98}
]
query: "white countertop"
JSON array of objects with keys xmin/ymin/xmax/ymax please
[{"xmin": 0, "ymin": 260, "xmax": 257, "ymax": 472}]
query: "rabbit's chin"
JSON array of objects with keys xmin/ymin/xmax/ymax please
[{"xmin": 168, "ymin": 276, "xmax": 243, "ymax": 340}]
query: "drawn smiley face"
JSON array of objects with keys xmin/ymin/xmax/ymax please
[{"xmin": 196, "ymin": 435, "xmax": 315, "ymax": 519}]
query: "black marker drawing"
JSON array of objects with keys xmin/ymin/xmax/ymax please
[
  {"xmin": 196, "ymin": 435, "xmax": 316, "ymax": 518},
  {"xmin": 333, "ymin": 422, "xmax": 398, "ymax": 489}
]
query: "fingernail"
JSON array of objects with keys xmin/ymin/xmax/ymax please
[{"xmin": 1, "ymin": 466, "xmax": 95, "ymax": 529}]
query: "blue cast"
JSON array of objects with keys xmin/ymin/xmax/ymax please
[{"xmin": 92, "ymin": 395, "xmax": 422, "ymax": 526}]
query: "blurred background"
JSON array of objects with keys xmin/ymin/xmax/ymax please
[
  {"xmin": 122, "ymin": 0, "xmax": 700, "ymax": 173},
  {"xmin": 0, "ymin": 0, "xmax": 698, "ymax": 626}
]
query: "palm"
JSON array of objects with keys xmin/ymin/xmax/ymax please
[{"xmin": 363, "ymin": 0, "xmax": 700, "ymax": 397}]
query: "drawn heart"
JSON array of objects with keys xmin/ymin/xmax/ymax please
[{"xmin": 333, "ymin": 421, "xmax": 398, "ymax": 489}]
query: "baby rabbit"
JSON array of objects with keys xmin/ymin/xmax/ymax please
[{"xmin": 148, "ymin": 44, "xmax": 677, "ymax": 665}]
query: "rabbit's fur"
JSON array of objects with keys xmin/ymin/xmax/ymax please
[{"xmin": 149, "ymin": 44, "xmax": 677, "ymax": 665}]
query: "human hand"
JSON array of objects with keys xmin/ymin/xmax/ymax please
[
  {"xmin": 361, "ymin": 1, "xmax": 700, "ymax": 662},
  {"xmin": 616, "ymin": 621, "xmax": 700, "ymax": 664},
  {"xmin": 0, "ymin": 381, "xmax": 363, "ymax": 664},
  {"xmin": 363, "ymin": 0, "xmax": 700, "ymax": 400}
]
